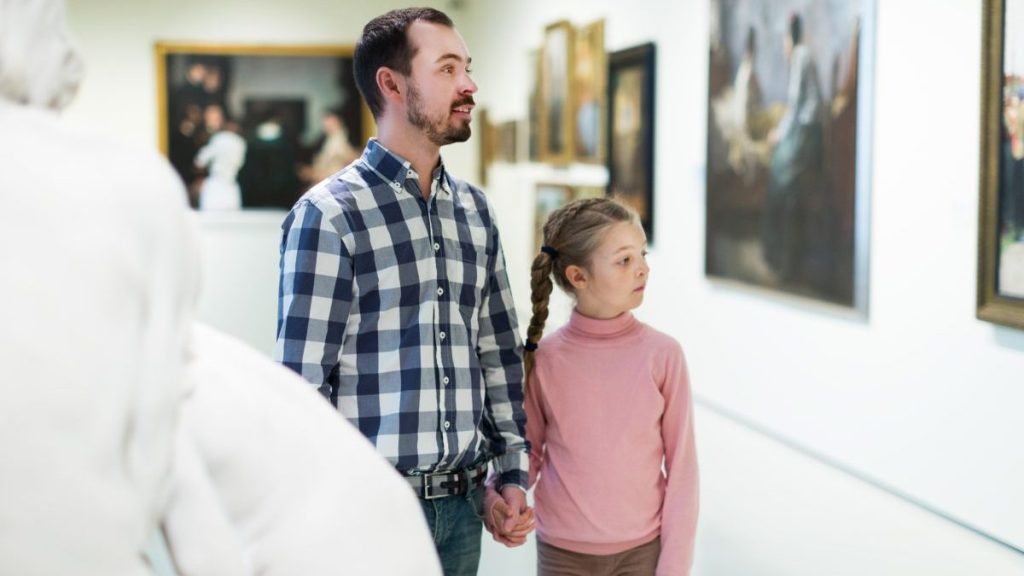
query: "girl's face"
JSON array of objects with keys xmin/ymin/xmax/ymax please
[{"xmin": 568, "ymin": 221, "xmax": 649, "ymax": 319}]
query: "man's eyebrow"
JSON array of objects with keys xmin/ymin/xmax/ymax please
[{"xmin": 435, "ymin": 54, "xmax": 472, "ymax": 65}]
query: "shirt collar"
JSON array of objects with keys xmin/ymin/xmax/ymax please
[{"xmin": 362, "ymin": 138, "xmax": 453, "ymax": 196}]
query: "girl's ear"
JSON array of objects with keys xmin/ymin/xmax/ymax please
[{"xmin": 565, "ymin": 264, "xmax": 588, "ymax": 291}]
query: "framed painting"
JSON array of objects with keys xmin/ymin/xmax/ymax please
[
  {"xmin": 573, "ymin": 19, "xmax": 607, "ymax": 163},
  {"xmin": 534, "ymin": 183, "xmax": 574, "ymax": 255},
  {"xmin": 478, "ymin": 108, "xmax": 494, "ymax": 186},
  {"xmin": 155, "ymin": 42, "xmax": 374, "ymax": 211},
  {"xmin": 704, "ymin": 0, "xmax": 874, "ymax": 310},
  {"xmin": 528, "ymin": 49, "xmax": 542, "ymax": 162},
  {"xmin": 979, "ymin": 0, "xmax": 1024, "ymax": 329},
  {"xmin": 494, "ymin": 120, "xmax": 519, "ymax": 163},
  {"xmin": 607, "ymin": 43, "xmax": 657, "ymax": 241},
  {"xmin": 540, "ymin": 21, "xmax": 575, "ymax": 164}
]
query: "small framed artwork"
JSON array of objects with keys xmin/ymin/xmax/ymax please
[
  {"xmin": 533, "ymin": 184, "xmax": 607, "ymax": 255},
  {"xmin": 978, "ymin": 0, "xmax": 1024, "ymax": 329},
  {"xmin": 607, "ymin": 42, "xmax": 657, "ymax": 241},
  {"xmin": 534, "ymin": 183, "xmax": 574, "ymax": 254},
  {"xmin": 155, "ymin": 42, "xmax": 373, "ymax": 211},
  {"xmin": 573, "ymin": 19, "xmax": 607, "ymax": 163},
  {"xmin": 478, "ymin": 108, "xmax": 494, "ymax": 185},
  {"xmin": 540, "ymin": 21, "xmax": 575, "ymax": 164},
  {"xmin": 494, "ymin": 120, "xmax": 519, "ymax": 163},
  {"xmin": 528, "ymin": 49, "xmax": 542, "ymax": 162}
]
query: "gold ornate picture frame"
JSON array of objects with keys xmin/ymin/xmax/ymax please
[
  {"xmin": 978, "ymin": 0, "xmax": 1024, "ymax": 329},
  {"xmin": 155, "ymin": 42, "xmax": 373, "ymax": 210}
]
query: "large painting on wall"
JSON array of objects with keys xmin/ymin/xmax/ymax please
[
  {"xmin": 979, "ymin": 0, "xmax": 1024, "ymax": 329},
  {"xmin": 156, "ymin": 43, "xmax": 373, "ymax": 211},
  {"xmin": 705, "ymin": 1, "xmax": 874, "ymax": 309},
  {"xmin": 608, "ymin": 43, "xmax": 657, "ymax": 241}
]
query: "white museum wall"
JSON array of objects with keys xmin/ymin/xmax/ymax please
[
  {"xmin": 461, "ymin": 0, "xmax": 1024, "ymax": 569},
  {"xmin": 60, "ymin": 0, "xmax": 1024, "ymax": 574}
]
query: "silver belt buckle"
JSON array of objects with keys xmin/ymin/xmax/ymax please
[{"xmin": 422, "ymin": 471, "xmax": 452, "ymax": 500}]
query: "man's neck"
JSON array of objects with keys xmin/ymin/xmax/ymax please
[{"xmin": 376, "ymin": 120, "xmax": 441, "ymax": 200}]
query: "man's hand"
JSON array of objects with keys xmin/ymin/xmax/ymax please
[{"xmin": 482, "ymin": 485, "xmax": 535, "ymax": 547}]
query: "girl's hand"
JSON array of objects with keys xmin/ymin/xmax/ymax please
[{"xmin": 482, "ymin": 485, "xmax": 535, "ymax": 547}]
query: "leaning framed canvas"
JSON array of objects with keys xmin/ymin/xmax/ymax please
[
  {"xmin": 704, "ymin": 0, "xmax": 874, "ymax": 310},
  {"xmin": 155, "ymin": 42, "xmax": 373, "ymax": 211},
  {"xmin": 534, "ymin": 183, "xmax": 574, "ymax": 255},
  {"xmin": 607, "ymin": 43, "xmax": 657, "ymax": 241},
  {"xmin": 572, "ymin": 19, "xmax": 607, "ymax": 164},
  {"xmin": 540, "ymin": 21, "xmax": 575, "ymax": 165},
  {"xmin": 978, "ymin": 0, "xmax": 1024, "ymax": 329}
]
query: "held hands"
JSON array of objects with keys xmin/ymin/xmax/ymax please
[{"xmin": 482, "ymin": 485, "xmax": 535, "ymax": 547}]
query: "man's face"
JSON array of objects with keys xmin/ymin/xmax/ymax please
[{"xmin": 402, "ymin": 20, "xmax": 477, "ymax": 146}]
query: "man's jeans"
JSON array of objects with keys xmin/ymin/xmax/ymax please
[{"xmin": 418, "ymin": 484, "xmax": 485, "ymax": 576}]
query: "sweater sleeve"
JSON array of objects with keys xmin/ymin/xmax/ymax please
[
  {"xmin": 656, "ymin": 342, "xmax": 699, "ymax": 576},
  {"xmin": 524, "ymin": 365, "xmax": 548, "ymax": 489}
]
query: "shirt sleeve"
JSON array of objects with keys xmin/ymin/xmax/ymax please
[
  {"xmin": 476, "ymin": 210, "xmax": 529, "ymax": 490},
  {"xmin": 273, "ymin": 200, "xmax": 353, "ymax": 400},
  {"xmin": 656, "ymin": 342, "xmax": 699, "ymax": 576}
]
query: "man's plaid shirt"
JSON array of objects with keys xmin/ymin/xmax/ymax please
[{"xmin": 274, "ymin": 139, "xmax": 528, "ymax": 488}]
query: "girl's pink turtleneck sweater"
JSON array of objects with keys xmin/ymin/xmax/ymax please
[{"xmin": 526, "ymin": 309, "xmax": 699, "ymax": 576}]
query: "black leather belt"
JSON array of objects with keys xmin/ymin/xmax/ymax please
[{"xmin": 404, "ymin": 462, "xmax": 488, "ymax": 500}]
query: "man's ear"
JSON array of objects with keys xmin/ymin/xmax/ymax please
[
  {"xmin": 376, "ymin": 67, "xmax": 404, "ymax": 104},
  {"xmin": 565, "ymin": 264, "xmax": 588, "ymax": 291}
]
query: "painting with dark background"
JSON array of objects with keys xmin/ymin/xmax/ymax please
[
  {"xmin": 978, "ymin": 0, "xmax": 1024, "ymax": 329},
  {"xmin": 608, "ymin": 43, "xmax": 656, "ymax": 242},
  {"xmin": 705, "ymin": 0, "xmax": 869, "ymax": 307},
  {"xmin": 158, "ymin": 44, "xmax": 369, "ymax": 211}
]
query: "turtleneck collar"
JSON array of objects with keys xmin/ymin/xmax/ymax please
[{"xmin": 565, "ymin": 309, "xmax": 641, "ymax": 341}]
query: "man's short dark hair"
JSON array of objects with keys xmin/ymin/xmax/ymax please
[{"xmin": 354, "ymin": 7, "xmax": 454, "ymax": 118}]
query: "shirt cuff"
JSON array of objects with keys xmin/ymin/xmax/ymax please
[{"xmin": 492, "ymin": 451, "xmax": 529, "ymax": 491}]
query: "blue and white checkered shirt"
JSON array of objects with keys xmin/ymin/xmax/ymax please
[{"xmin": 274, "ymin": 139, "xmax": 528, "ymax": 489}]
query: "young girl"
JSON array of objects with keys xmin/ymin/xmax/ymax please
[{"xmin": 486, "ymin": 197, "xmax": 698, "ymax": 575}]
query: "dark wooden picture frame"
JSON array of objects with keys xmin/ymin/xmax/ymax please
[{"xmin": 607, "ymin": 42, "xmax": 657, "ymax": 241}]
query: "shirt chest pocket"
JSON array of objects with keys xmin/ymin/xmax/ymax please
[{"xmin": 444, "ymin": 241, "xmax": 488, "ymax": 313}]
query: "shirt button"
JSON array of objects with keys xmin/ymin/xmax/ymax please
[
  {"xmin": 444, "ymin": 421, "xmax": 451, "ymax": 430},
  {"xmin": 437, "ymin": 287, "xmax": 444, "ymax": 296},
  {"xmin": 439, "ymin": 331, "xmax": 446, "ymax": 341},
  {"xmin": 433, "ymin": 242, "xmax": 441, "ymax": 251},
  {"xmin": 443, "ymin": 376, "xmax": 450, "ymax": 384}
]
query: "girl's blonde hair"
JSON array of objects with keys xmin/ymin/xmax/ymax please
[{"xmin": 524, "ymin": 197, "xmax": 641, "ymax": 388}]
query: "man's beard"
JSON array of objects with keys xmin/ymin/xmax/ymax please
[{"xmin": 406, "ymin": 81, "xmax": 472, "ymax": 146}]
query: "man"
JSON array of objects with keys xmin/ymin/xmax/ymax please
[{"xmin": 274, "ymin": 7, "xmax": 530, "ymax": 575}]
